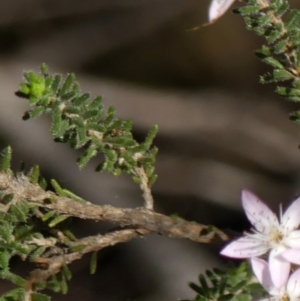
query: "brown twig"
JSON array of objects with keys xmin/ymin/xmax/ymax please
[
  {"xmin": 0, "ymin": 172, "xmax": 229, "ymax": 243},
  {"xmin": 29, "ymin": 229, "xmax": 148, "ymax": 284},
  {"xmin": 133, "ymin": 166, "xmax": 154, "ymax": 210}
]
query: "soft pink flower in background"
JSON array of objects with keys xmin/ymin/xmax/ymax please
[
  {"xmin": 251, "ymin": 257, "xmax": 300, "ymax": 301},
  {"xmin": 281, "ymin": 248, "xmax": 300, "ymax": 265},
  {"xmin": 208, "ymin": 0, "xmax": 236, "ymax": 23},
  {"xmin": 220, "ymin": 190, "xmax": 300, "ymax": 288}
]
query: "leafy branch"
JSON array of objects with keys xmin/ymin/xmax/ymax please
[
  {"xmin": 182, "ymin": 262, "xmax": 266, "ymax": 301},
  {"xmin": 235, "ymin": 0, "xmax": 300, "ymax": 123},
  {"xmin": 0, "ymin": 144, "xmax": 227, "ymax": 299},
  {"xmin": 17, "ymin": 65, "xmax": 158, "ymax": 209}
]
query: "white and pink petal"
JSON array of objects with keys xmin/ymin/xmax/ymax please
[
  {"xmin": 269, "ymin": 247, "xmax": 291, "ymax": 290},
  {"xmin": 281, "ymin": 249, "xmax": 300, "ymax": 265},
  {"xmin": 281, "ymin": 196, "xmax": 300, "ymax": 232},
  {"xmin": 287, "ymin": 268, "xmax": 300, "ymax": 298},
  {"xmin": 251, "ymin": 258, "xmax": 273, "ymax": 292},
  {"xmin": 241, "ymin": 190, "xmax": 279, "ymax": 233},
  {"xmin": 220, "ymin": 236, "xmax": 269, "ymax": 258},
  {"xmin": 284, "ymin": 230, "xmax": 300, "ymax": 249},
  {"xmin": 208, "ymin": 0, "xmax": 236, "ymax": 23}
]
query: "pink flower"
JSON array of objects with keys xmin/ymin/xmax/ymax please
[
  {"xmin": 220, "ymin": 190, "xmax": 300, "ymax": 288},
  {"xmin": 208, "ymin": 0, "xmax": 236, "ymax": 23},
  {"xmin": 281, "ymin": 248, "xmax": 300, "ymax": 265},
  {"xmin": 251, "ymin": 257, "xmax": 300, "ymax": 301}
]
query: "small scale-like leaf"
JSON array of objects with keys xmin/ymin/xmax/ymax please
[
  {"xmin": 286, "ymin": 9, "xmax": 300, "ymax": 30},
  {"xmin": 276, "ymin": 86, "xmax": 300, "ymax": 98},
  {"xmin": 231, "ymin": 280, "xmax": 248, "ymax": 293},
  {"xmin": 75, "ymin": 126, "xmax": 89, "ymax": 148},
  {"xmin": 90, "ymin": 251, "xmax": 98, "ymax": 274},
  {"xmin": 51, "ymin": 179, "xmax": 64, "ymax": 196},
  {"xmin": 15, "ymin": 225, "xmax": 34, "ymax": 240},
  {"xmin": 0, "ymin": 146, "xmax": 12, "ymax": 173},
  {"xmin": 188, "ymin": 282, "xmax": 204, "ymax": 295},
  {"xmin": 0, "ymin": 287, "xmax": 26, "ymax": 301},
  {"xmin": 274, "ymin": 0, "xmax": 289, "ymax": 17},
  {"xmin": 0, "ymin": 250, "xmax": 11, "ymax": 271},
  {"xmin": 148, "ymin": 174, "xmax": 158, "ymax": 187},
  {"xmin": 61, "ymin": 91, "xmax": 77, "ymax": 101},
  {"xmin": 257, "ymin": 14, "xmax": 273, "ymax": 27},
  {"xmin": 274, "ymin": 39, "xmax": 288, "ymax": 54},
  {"xmin": 88, "ymin": 96, "xmax": 103, "ymax": 110},
  {"xmin": 51, "ymin": 110, "xmax": 70, "ymax": 138},
  {"xmin": 10, "ymin": 203, "xmax": 28, "ymax": 223},
  {"xmin": 39, "ymin": 177, "xmax": 48, "ymax": 190},
  {"xmin": 59, "ymin": 74, "xmax": 75, "ymax": 96},
  {"xmin": 262, "ymin": 56, "xmax": 284, "ymax": 69},
  {"xmin": 62, "ymin": 265, "xmax": 72, "ymax": 281},
  {"xmin": 28, "ymin": 106, "xmax": 46, "ymax": 118},
  {"xmin": 42, "ymin": 210, "xmax": 57, "ymax": 222},
  {"xmin": 40, "ymin": 63, "xmax": 49, "ymax": 75},
  {"xmin": 273, "ymin": 69, "xmax": 294, "ymax": 81},
  {"xmin": 218, "ymin": 294, "xmax": 234, "ymax": 301},
  {"xmin": 60, "ymin": 275, "xmax": 69, "ymax": 294},
  {"xmin": 51, "ymin": 74, "xmax": 62, "ymax": 93},
  {"xmin": 199, "ymin": 274, "xmax": 209, "ymax": 295},
  {"xmin": 73, "ymin": 93, "xmax": 90, "ymax": 107},
  {"xmin": 48, "ymin": 215, "xmax": 69, "ymax": 227},
  {"xmin": 71, "ymin": 244, "xmax": 86, "ymax": 252},
  {"xmin": 32, "ymin": 292, "xmax": 51, "ymax": 301},
  {"xmin": 30, "ymin": 246, "xmax": 47, "ymax": 260},
  {"xmin": 142, "ymin": 124, "xmax": 159, "ymax": 150},
  {"xmin": 63, "ymin": 229, "xmax": 77, "ymax": 241},
  {"xmin": 77, "ymin": 146, "xmax": 98, "ymax": 169},
  {"xmin": 63, "ymin": 189, "xmax": 86, "ymax": 204},
  {"xmin": 28, "ymin": 165, "xmax": 40, "ymax": 184},
  {"xmin": 48, "ymin": 275, "xmax": 61, "ymax": 293},
  {"xmin": 237, "ymin": 5, "xmax": 261, "ymax": 16},
  {"xmin": 266, "ymin": 23, "xmax": 285, "ymax": 43},
  {"xmin": 132, "ymin": 176, "xmax": 142, "ymax": 184}
]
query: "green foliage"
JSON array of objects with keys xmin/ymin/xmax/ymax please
[
  {"xmin": 50, "ymin": 179, "xmax": 86, "ymax": 204},
  {"xmin": 0, "ymin": 146, "xmax": 12, "ymax": 174},
  {"xmin": 235, "ymin": 0, "xmax": 300, "ymax": 123},
  {"xmin": 181, "ymin": 262, "xmax": 266, "ymax": 301},
  {"xmin": 0, "ymin": 288, "xmax": 26, "ymax": 301},
  {"xmin": 35, "ymin": 268, "xmax": 71, "ymax": 295},
  {"xmin": 16, "ymin": 65, "xmax": 158, "ymax": 186},
  {"xmin": 0, "ymin": 149, "xmax": 79, "ymax": 300},
  {"xmin": 90, "ymin": 251, "xmax": 98, "ymax": 275}
]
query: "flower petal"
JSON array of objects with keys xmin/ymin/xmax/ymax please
[
  {"xmin": 241, "ymin": 190, "xmax": 279, "ymax": 233},
  {"xmin": 284, "ymin": 230, "xmax": 300, "ymax": 248},
  {"xmin": 220, "ymin": 236, "xmax": 268, "ymax": 258},
  {"xmin": 287, "ymin": 268, "xmax": 300, "ymax": 298},
  {"xmin": 281, "ymin": 196, "xmax": 300, "ymax": 232},
  {"xmin": 251, "ymin": 258, "xmax": 273, "ymax": 292},
  {"xmin": 208, "ymin": 0, "xmax": 236, "ymax": 23},
  {"xmin": 281, "ymin": 249, "xmax": 300, "ymax": 265},
  {"xmin": 269, "ymin": 247, "xmax": 290, "ymax": 289}
]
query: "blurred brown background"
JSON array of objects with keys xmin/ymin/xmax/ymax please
[{"xmin": 1, "ymin": 0, "xmax": 300, "ymax": 300}]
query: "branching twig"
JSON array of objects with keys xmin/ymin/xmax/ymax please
[
  {"xmin": 29, "ymin": 229, "xmax": 148, "ymax": 284},
  {"xmin": 133, "ymin": 166, "xmax": 154, "ymax": 210},
  {"xmin": 0, "ymin": 172, "xmax": 228, "ymax": 243}
]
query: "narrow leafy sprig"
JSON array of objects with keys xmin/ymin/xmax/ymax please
[
  {"xmin": 17, "ymin": 65, "xmax": 158, "ymax": 209},
  {"xmin": 0, "ymin": 147, "xmax": 80, "ymax": 300},
  {"xmin": 182, "ymin": 262, "xmax": 265, "ymax": 301},
  {"xmin": 234, "ymin": 0, "xmax": 300, "ymax": 124}
]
